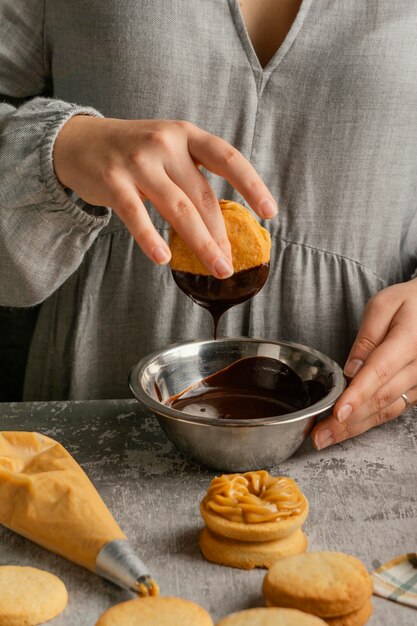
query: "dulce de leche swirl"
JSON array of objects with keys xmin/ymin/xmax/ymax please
[{"xmin": 204, "ymin": 471, "xmax": 306, "ymax": 524}]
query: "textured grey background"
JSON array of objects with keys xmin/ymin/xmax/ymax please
[{"xmin": 0, "ymin": 400, "xmax": 416, "ymax": 625}]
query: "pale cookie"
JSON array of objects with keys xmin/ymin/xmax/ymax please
[
  {"xmin": 201, "ymin": 472, "xmax": 309, "ymax": 542},
  {"xmin": 0, "ymin": 566, "xmax": 68, "ymax": 626},
  {"xmin": 263, "ymin": 552, "xmax": 373, "ymax": 618},
  {"xmin": 199, "ymin": 526, "xmax": 308, "ymax": 570},
  {"xmin": 216, "ymin": 607, "xmax": 327, "ymax": 625},
  {"xmin": 170, "ymin": 199, "xmax": 271, "ymax": 275},
  {"xmin": 325, "ymin": 600, "xmax": 373, "ymax": 626},
  {"xmin": 95, "ymin": 596, "xmax": 213, "ymax": 626}
]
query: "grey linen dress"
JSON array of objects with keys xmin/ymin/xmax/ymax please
[{"xmin": 0, "ymin": 0, "xmax": 416, "ymax": 400}]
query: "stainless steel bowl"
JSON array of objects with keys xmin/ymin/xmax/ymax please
[{"xmin": 129, "ymin": 338, "xmax": 345, "ymax": 471}]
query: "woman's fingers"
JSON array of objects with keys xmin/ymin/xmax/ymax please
[
  {"xmin": 312, "ymin": 386, "xmax": 416, "ymax": 449},
  {"xmin": 166, "ymin": 157, "xmax": 232, "ymax": 261},
  {"xmin": 334, "ymin": 289, "xmax": 412, "ymax": 422},
  {"xmin": 188, "ymin": 127, "xmax": 278, "ymax": 220},
  {"xmin": 108, "ymin": 175, "xmax": 171, "ymax": 264},
  {"xmin": 343, "ymin": 292, "xmax": 396, "ymax": 379},
  {"xmin": 54, "ymin": 116, "xmax": 276, "ymax": 272},
  {"xmin": 137, "ymin": 165, "xmax": 233, "ymax": 278},
  {"xmin": 311, "ymin": 280, "xmax": 417, "ymax": 451},
  {"xmin": 340, "ymin": 359, "xmax": 417, "ymax": 425},
  {"xmin": 335, "ymin": 325, "xmax": 415, "ymax": 422}
]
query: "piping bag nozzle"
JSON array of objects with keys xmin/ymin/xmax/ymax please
[{"xmin": 96, "ymin": 539, "xmax": 158, "ymax": 596}]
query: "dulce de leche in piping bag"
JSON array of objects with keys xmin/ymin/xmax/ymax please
[{"xmin": 0, "ymin": 432, "xmax": 158, "ymax": 596}]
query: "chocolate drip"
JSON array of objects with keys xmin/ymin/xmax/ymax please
[
  {"xmin": 166, "ymin": 356, "xmax": 326, "ymax": 420},
  {"xmin": 172, "ymin": 263, "xmax": 270, "ymax": 338}
]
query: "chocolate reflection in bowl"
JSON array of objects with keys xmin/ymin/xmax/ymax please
[
  {"xmin": 171, "ymin": 263, "xmax": 270, "ymax": 338},
  {"xmin": 166, "ymin": 356, "xmax": 327, "ymax": 420}
]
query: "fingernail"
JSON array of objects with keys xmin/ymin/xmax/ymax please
[
  {"xmin": 344, "ymin": 359, "xmax": 364, "ymax": 378},
  {"xmin": 337, "ymin": 404, "xmax": 353, "ymax": 423},
  {"xmin": 259, "ymin": 198, "xmax": 278, "ymax": 219},
  {"xmin": 314, "ymin": 428, "xmax": 334, "ymax": 450},
  {"xmin": 213, "ymin": 257, "xmax": 234, "ymax": 279},
  {"xmin": 152, "ymin": 246, "xmax": 171, "ymax": 264}
]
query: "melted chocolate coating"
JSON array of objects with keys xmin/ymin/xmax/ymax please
[
  {"xmin": 167, "ymin": 356, "xmax": 326, "ymax": 420},
  {"xmin": 172, "ymin": 263, "xmax": 270, "ymax": 338}
]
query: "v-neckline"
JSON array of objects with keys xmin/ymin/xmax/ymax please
[{"xmin": 227, "ymin": 0, "xmax": 313, "ymax": 86}]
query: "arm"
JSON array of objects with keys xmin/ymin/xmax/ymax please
[
  {"xmin": 1, "ymin": 1, "xmax": 277, "ymax": 307},
  {"xmin": 0, "ymin": 0, "xmax": 110, "ymax": 307}
]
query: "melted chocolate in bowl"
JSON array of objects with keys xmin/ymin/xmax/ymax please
[
  {"xmin": 171, "ymin": 263, "xmax": 270, "ymax": 338},
  {"xmin": 166, "ymin": 356, "xmax": 326, "ymax": 420},
  {"xmin": 169, "ymin": 262, "xmax": 327, "ymax": 419}
]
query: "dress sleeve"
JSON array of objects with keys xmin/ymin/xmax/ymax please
[{"xmin": 0, "ymin": 0, "xmax": 111, "ymax": 307}]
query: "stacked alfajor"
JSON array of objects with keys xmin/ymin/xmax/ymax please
[{"xmin": 199, "ymin": 471, "xmax": 309, "ymax": 570}]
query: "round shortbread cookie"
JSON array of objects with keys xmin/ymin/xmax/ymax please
[
  {"xmin": 325, "ymin": 600, "xmax": 373, "ymax": 626},
  {"xmin": 95, "ymin": 596, "xmax": 213, "ymax": 626},
  {"xmin": 0, "ymin": 566, "xmax": 68, "ymax": 626},
  {"xmin": 216, "ymin": 607, "xmax": 327, "ymax": 625},
  {"xmin": 199, "ymin": 526, "xmax": 308, "ymax": 569},
  {"xmin": 170, "ymin": 199, "xmax": 271, "ymax": 275},
  {"xmin": 262, "ymin": 552, "xmax": 373, "ymax": 618}
]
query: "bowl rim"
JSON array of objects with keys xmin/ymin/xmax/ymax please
[{"xmin": 129, "ymin": 337, "xmax": 346, "ymax": 427}]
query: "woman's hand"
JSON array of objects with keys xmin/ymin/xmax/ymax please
[
  {"xmin": 53, "ymin": 117, "xmax": 277, "ymax": 278},
  {"xmin": 312, "ymin": 278, "xmax": 417, "ymax": 449}
]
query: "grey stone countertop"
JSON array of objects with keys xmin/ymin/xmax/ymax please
[{"xmin": 0, "ymin": 400, "xmax": 416, "ymax": 625}]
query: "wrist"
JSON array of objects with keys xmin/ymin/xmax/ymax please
[{"xmin": 53, "ymin": 115, "xmax": 102, "ymax": 188}]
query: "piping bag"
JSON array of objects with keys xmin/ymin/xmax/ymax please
[{"xmin": 0, "ymin": 431, "xmax": 158, "ymax": 596}]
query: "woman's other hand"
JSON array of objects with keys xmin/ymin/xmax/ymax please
[
  {"xmin": 312, "ymin": 278, "xmax": 417, "ymax": 449},
  {"xmin": 53, "ymin": 117, "xmax": 277, "ymax": 278}
]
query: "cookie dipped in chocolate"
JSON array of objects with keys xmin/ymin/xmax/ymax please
[
  {"xmin": 170, "ymin": 200, "xmax": 271, "ymax": 337},
  {"xmin": 172, "ymin": 263, "xmax": 269, "ymax": 338},
  {"xmin": 166, "ymin": 356, "xmax": 325, "ymax": 419}
]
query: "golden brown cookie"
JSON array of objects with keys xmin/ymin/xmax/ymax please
[
  {"xmin": 0, "ymin": 566, "xmax": 68, "ymax": 626},
  {"xmin": 201, "ymin": 471, "xmax": 309, "ymax": 542},
  {"xmin": 95, "ymin": 596, "xmax": 213, "ymax": 626},
  {"xmin": 170, "ymin": 199, "xmax": 271, "ymax": 275},
  {"xmin": 199, "ymin": 526, "xmax": 308, "ymax": 570},
  {"xmin": 325, "ymin": 600, "xmax": 373, "ymax": 626},
  {"xmin": 262, "ymin": 552, "xmax": 373, "ymax": 618},
  {"xmin": 216, "ymin": 607, "xmax": 327, "ymax": 625}
]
